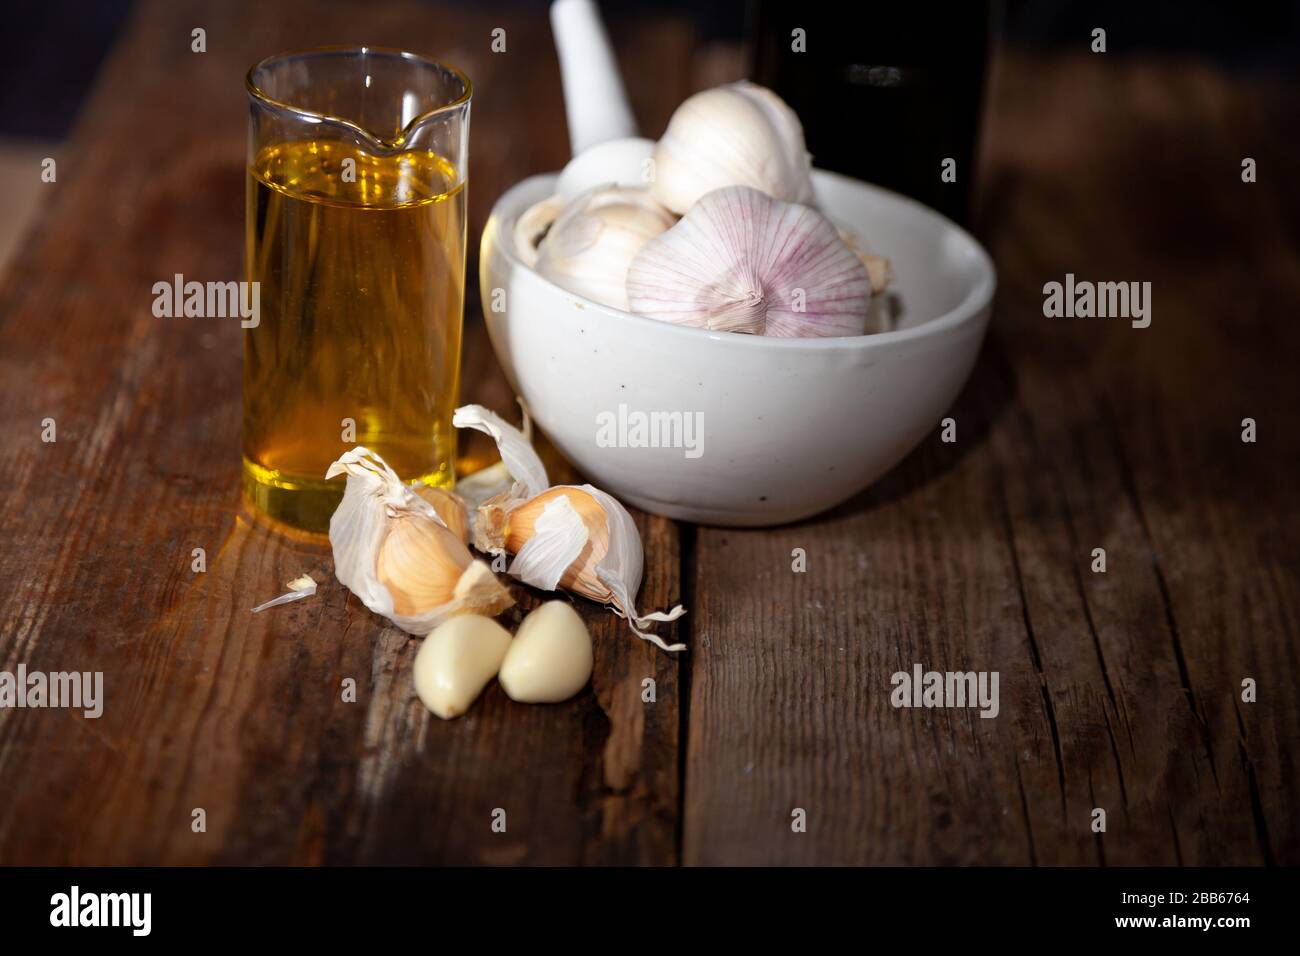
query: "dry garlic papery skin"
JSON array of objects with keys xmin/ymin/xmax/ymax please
[
  {"xmin": 451, "ymin": 405, "xmax": 549, "ymax": 504},
  {"xmin": 326, "ymin": 447, "xmax": 513, "ymax": 635},
  {"xmin": 535, "ymin": 185, "xmax": 676, "ymax": 311},
  {"xmin": 652, "ymin": 82, "xmax": 815, "ymax": 216},
  {"xmin": 499, "ymin": 602, "xmax": 593, "ymax": 704},
  {"xmin": 414, "ymin": 614, "xmax": 513, "ymax": 719},
  {"xmin": 251, "ymin": 574, "xmax": 318, "ymax": 613},
  {"xmin": 627, "ymin": 185, "xmax": 872, "ymax": 337}
]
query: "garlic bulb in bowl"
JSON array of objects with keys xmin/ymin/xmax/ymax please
[
  {"xmin": 534, "ymin": 184, "xmax": 675, "ymax": 311},
  {"xmin": 651, "ymin": 82, "xmax": 815, "ymax": 216},
  {"xmin": 626, "ymin": 185, "xmax": 872, "ymax": 337}
]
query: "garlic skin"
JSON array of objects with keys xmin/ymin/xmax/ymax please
[
  {"xmin": 326, "ymin": 447, "xmax": 513, "ymax": 635},
  {"xmin": 627, "ymin": 185, "xmax": 872, "ymax": 337},
  {"xmin": 414, "ymin": 614, "xmax": 513, "ymax": 719},
  {"xmin": 535, "ymin": 184, "xmax": 675, "ymax": 311},
  {"xmin": 251, "ymin": 574, "xmax": 318, "ymax": 613},
  {"xmin": 651, "ymin": 82, "xmax": 815, "ymax": 216},
  {"xmin": 498, "ymin": 602, "xmax": 593, "ymax": 704}
]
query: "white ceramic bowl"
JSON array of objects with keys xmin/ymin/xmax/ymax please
[{"xmin": 479, "ymin": 169, "xmax": 996, "ymax": 526}]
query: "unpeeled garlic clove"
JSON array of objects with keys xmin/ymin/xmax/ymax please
[
  {"xmin": 535, "ymin": 184, "xmax": 676, "ymax": 311},
  {"xmin": 413, "ymin": 614, "xmax": 513, "ymax": 719},
  {"xmin": 327, "ymin": 447, "xmax": 513, "ymax": 635},
  {"xmin": 413, "ymin": 485, "xmax": 469, "ymax": 544},
  {"xmin": 651, "ymin": 82, "xmax": 815, "ymax": 216},
  {"xmin": 481, "ymin": 484, "xmax": 686, "ymax": 652},
  {"xmin": 627, "ymin": 185, "xmax": 872, "ymax": 337},
  {"xmin": 452, "ymin": 406, "xmax": 687, "ymax": 652},
  {"xmin": 499, "ymin": 601, "xmax": 593, "ymax": 703}
]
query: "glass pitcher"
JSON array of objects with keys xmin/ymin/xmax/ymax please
[{"xmin": 243, "ymin": 47, "xmax": 471, "ymax": 533}]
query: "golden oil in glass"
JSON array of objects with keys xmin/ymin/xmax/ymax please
[{"xmin": 243, "ymin": 139, "xmax": 466, "ymax": 532}]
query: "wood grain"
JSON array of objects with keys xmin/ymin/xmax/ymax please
[
  {"xmin": 682, "ymin": 54, "xmax": 1300, "ymax": 865},
  {"xmin": 0, "ymin": 0, "xmax": 1295, "ymax": 867}
]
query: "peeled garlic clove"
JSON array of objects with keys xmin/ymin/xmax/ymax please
[
  {"xmin": 535, "ymin": 184, "xmax": 675, "ymax": 311},
  {"xmin": 327, "ymin": 447, "xmax": 513, "ymax": 635},
  {"xmin": 651, "ymin": 81, "xmax": 815, "ymax": 216},
  {"xmin": 414, "ymin": 614, "xmax": 513, "ymax": 719},
  {"xmin": 499, "ymin": 601, "xmax": 593, "ymax": 704},
  {"xmin": 627, "ymin": 185, "xmax": 872, "ymax": 338},
  {"xmin": 414, "ymin": 486, "xmax": 469, "ymax": 544}
]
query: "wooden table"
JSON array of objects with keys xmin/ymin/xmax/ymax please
[{"xmin": 1, "ymin": 0, "xmax": 1296, "ymax": 866}]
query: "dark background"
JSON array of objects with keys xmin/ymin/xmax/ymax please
[{"xmin": 3, "ymin": 0, "xmax": 1298, "ymax": 140}]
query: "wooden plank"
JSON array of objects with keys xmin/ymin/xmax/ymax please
[
  {"xmin": 682, "ymin": 53, "xmax": 1300, "ymax": 865},
  {"xmin": 0, "ymin": 0, "xmax": 690, "ymax": 865}
]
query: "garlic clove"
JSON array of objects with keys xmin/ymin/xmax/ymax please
[
  {"xmin": 534, "ymin": 184, "xmax": 675, "ymax": 311},
  {"xmin": 627, "ymin": 185, "xmax": 872, "ymax": 338},
  {"xmin": 413, "ymin": 614, "xmax": 513, "ymax": 719},
  {"xmin": 376, "ymin": 512, "xmax": 471, "ymax": 616},
  {"xmin": 413, "ymin": 485, "xmax": 469, "ymax": 544},
  {"xmin": 498, "ymin": 601, "xmax": 593, "ymax": 704},
  {"xmin": 506, "ymin": 490, "xmax": 592, "ymax": 592},
  {"xmin": 326, "ymin": 446, "xmax": 513, "ymax": 635},
  {"xmin": 651, "ymin": 82, "xmax": 815, "ymax": 216}
]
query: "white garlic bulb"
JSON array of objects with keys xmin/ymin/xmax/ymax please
[
  {"xmin": 414, "ymin": 614, "xmax": 513, "ymax": 719},
  {"xmin": 326, "ymin": 447, "xmax": 513, "ymax": 635},
  {"xmin": 498, "ymin": 601, "xmax": 593, "ymax": 704},
  {"xmin": 651, "ymin": 81, "xmax": 815, "ymax": 216},
  {"xmin": 627, "ymin": 185, "xmax": 872, "ymax": 337},
  {"xmin": 534, "ymin": 184, "xmax": 676, "ymax": 311}
]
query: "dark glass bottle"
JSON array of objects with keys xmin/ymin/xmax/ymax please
[{"xmin": 749, "ymin": 2, "xmax": 993, "ymax": 227}]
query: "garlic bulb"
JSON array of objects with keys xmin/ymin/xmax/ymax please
[
  {"xmin": 414, "ymin": 614, "xmax": 513, "ymax": 719},
  {"xmin": 627, "ymin": 185, "xmax": 872, "ymax": 337},
  {"xmin": 499, "ymin": 601, "xmax": 593, "ymax": 704},
  {"xmin": 651, "ymin": 81, "xmax": 815, "ymax": 216},
  {"xmin": 452, "ymin": 405, "xmax": 687, "ymax": 651},
  {"xmin": 535, "ymin": 184, "xmax": 675, "ymax": 311},
  {"xmin": 326, "ymin": 447, "xmax": 513, "ymax": 635}
]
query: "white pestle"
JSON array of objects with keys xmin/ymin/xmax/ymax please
[{"xmin": 550, "ymin": 0, "xmax": 652, "ymax": 198}]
